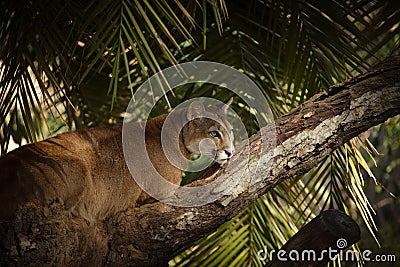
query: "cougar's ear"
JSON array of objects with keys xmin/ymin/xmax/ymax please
[
  {"xmin": 187, "ymin": 101, "xmax": 205, "ymax": 120},
  {"xmin": 218, "ymin": 97, "xmax": 233, "ymax": 114}
]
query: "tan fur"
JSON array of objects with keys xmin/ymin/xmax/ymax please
[{"xmin": 0, "ymin": 102, "xmax": 234, "ymax": 222}]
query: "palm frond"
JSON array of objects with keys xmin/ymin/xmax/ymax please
[
  {"xmin": 1, "ymin": 1, "xmax": 399, "ymax": 266},
  {"xmin": 170, "ymin": 0, "xmax": 399, "ymax": 266},
  {"xmin": 0, "ymin": 0, "xmax": 228, "ymax": 152}
]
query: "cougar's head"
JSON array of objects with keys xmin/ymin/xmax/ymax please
[{"xmin": 182, "ymin": 99, "xmax": 235, "ymax": 164}]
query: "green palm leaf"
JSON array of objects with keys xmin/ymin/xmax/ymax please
[
  {"xmin": 170, "ymin": 0, "xmax": 399, "ymax": 266},
  {"xmin": 0, "ymin": 0, "xmax": 227, "ymax": 151},
  {"xmin": 1, "ymin": 0, "xmax": 399, "ymax": 266}
]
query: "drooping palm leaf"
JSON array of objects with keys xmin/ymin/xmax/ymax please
[
  {"xmin": 0, "ymin": 0, "xmax": 228, "ymax": 152},
  {"xmin": 1, "ymin": 1, "xmax": 399, "ymax": 266},
  {"xmin": 170, "ymin": 0, "xmax": 399, "ymax": 266}
]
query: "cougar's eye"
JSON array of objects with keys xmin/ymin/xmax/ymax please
[{"xmin": 209, "ymin": 131, "xmax": 220, "ymax": 138}]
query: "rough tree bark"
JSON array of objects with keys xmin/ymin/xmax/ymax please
[{"xmin": 1, "ymin": 56, "xmax": 399, "ymax": 266}]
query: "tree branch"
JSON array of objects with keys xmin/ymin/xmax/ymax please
[
  {"xmin": 1, "ymin": 56, "xmax": 399, "ymax": 266},
  {"xmin": 106, "ymin": 56, "xmax": 400, "ymax": 265}
]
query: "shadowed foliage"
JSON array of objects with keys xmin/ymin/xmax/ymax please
[{"xmin": 0, "ymin": 0, "xmax": 399, "ymax": 266}]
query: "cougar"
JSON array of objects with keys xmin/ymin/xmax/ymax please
[{"xmin": 0, "ymin": 100, "xmax": 234, "ymax": 222}]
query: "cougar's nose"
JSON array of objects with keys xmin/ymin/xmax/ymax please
[{"xmin": 225, "ymin": 149, "xmax": 233, "ymax": 158}]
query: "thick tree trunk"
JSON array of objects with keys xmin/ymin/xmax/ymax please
[{"xmin": 1, "ymin": 56, "xmax": 399, "ymax": 266}]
